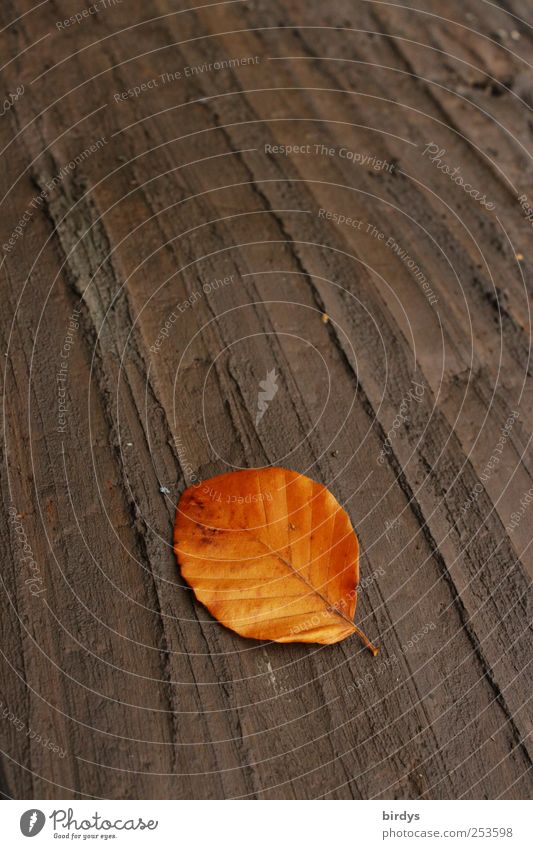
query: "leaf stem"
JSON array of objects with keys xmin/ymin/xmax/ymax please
[{"xmin": 352, "ymin": 624, "xmax": 380, "ymax": 656}]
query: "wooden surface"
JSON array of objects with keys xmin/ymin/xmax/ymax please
[{"xmin": 0, "ymin": 0, "xmax": 532, "ymax": 800}]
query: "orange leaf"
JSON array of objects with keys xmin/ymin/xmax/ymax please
[{"xmin": 174, "ymin": 468, "xmax": 378, "ymax": 651}]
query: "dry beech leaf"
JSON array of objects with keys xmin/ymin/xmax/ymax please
[{"xmin": 174, "ymin": 467, "xmax": 378, "ymax": 652}]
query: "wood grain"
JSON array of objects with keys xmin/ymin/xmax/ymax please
[{"xmin": 0, "ymin": 0, "xmax": 531, "ymax": 799}]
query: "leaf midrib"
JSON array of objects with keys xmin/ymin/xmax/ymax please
[{"xmin": 242, "ymin": 528, "xmax": 356, "ymax": 633}]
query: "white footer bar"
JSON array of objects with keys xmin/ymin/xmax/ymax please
[{"xmin": 5, "ymin": 799, "xmax": 530, "ymax": 848}]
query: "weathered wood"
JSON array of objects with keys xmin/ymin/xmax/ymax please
[{"xmin": 0, "ymin": 0, "xmax": 531, "ymax": 799}]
